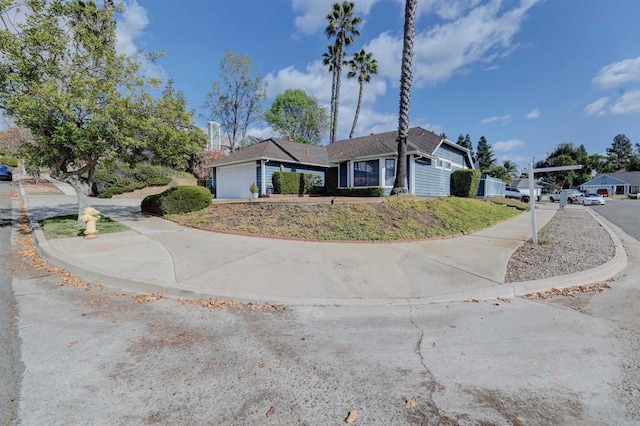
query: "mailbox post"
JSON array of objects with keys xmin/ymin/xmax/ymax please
[{"xmin": 527, "ymin": 163, "xmax": 582, "ymax": 244}]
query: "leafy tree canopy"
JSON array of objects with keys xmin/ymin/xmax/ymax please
[
  {"xmin": 476, "ymin": 136, "xmax": 495, "ymax": 171},
  {"xmin": 0, "ymin": 0, "xmax": 150, "ymax": 221},
  {"xmin": 202, "ymin": 49, "xmax": 266, "ymax": 152},
  {"xmin": 264, "ymin": 89, "xmax": 329, "ymax": 145},
  {"xmin": 607, "ymin": 133, "xmax": 633, "ymax": 166},
  {"xmin": 485, "ymin": 165, "xmax": 512, "ymax": 184}
]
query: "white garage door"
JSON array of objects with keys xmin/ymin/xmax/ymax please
[{"xmin": 216, "ymin": 162, "xmax": 257, "ymax": 198}]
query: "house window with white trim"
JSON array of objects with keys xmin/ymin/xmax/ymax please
[
  {"xmin": 384, "ymin": 159, "xmax": 395, "ymax": 186},
  {"xmin": 354, "ymin": 160, "xmax": 379, "ymax": 186}
]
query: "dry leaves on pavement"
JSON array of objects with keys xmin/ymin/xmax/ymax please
[
  {"xmin": 345, "ymin": 410, "xmax": 358, "ymax": 423},
  {"xmin": 524, "ymin": 283, "xmax": 612, "ymax": 299},
  {"xmin": 177, "ymin": 297, "xmax": 283, "ymax": 312},
  {"xmin": 133, "ymin": 293, "xmax": 166, "ymax": 304}
]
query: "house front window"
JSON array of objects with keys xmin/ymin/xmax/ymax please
[
  {"xmin": 385, "ymin": 159, "xmax": 395, "ymax": 186},
  {"xmin": 354, "ymin": 160, "xmax": 379, "ymax": 186}
]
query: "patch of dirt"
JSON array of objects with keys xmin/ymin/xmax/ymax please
[
  {"xmin": 18, "ymin": 176, "xmax": 64, "ymax": 195},
  {"xmin": 465, "ymin": 387, "xmax": 584, "ymax": 425}
]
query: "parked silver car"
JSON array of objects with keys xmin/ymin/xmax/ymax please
[
  {"xmin": 504, "ymin": 186, "xmax": 530, "ymax": 203},
  {"xmin": 549, "ymin": 189, "xmax": 583, "ymax": 204}
]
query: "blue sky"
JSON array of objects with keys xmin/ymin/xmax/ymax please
[{"xmin": 117, "ymin": 0, "xmax": 639, "ymax": 172}]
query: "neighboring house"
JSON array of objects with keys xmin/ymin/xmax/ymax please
[
  {"xmin": 326, "ymin": 127, "xmax": 474, "ymax": 196},
  {"xmin": 511, "ymin": 178, "xmax": 551, "ymax": 199},
  {"xmin": 206, "ymin": 127, "xmax": 474, "ymax": 198},
  {"xmin": 206, "ymin": 138, "xmax": 328, "ymax": 198},
  {"xmin": 579, "ymin": 171, "xmax": 640, "ymax": 195}
]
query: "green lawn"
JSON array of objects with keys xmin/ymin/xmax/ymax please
[
  {"xmin": 40, "ymin": 215, "xmax": 129, "ymax": 239},
  {"xmin": 169, "ymin": 197, "xmax": 523, "ymax": 241}
]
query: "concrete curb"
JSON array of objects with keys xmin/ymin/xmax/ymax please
[{"xmin": 20, "ymin": 179, "xmax": 630, "ymax": 306}]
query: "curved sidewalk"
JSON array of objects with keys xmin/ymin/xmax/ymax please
[{"xmin": 18, "ymin": 182, "xmax": 628, "ymax": 306}]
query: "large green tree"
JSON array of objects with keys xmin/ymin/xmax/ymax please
[
  {"xmin": 606, "ymin": 133, "xmax": 633, "ymax": 167},
  {"xmin": 502, "ymin": 160, "xmax": 519, "ymax": 177},
  {"xmin": 391, "ymin": 0, "xmax": 417, "ymax": 195},
  {"xmin": 0, "ymin": 0, "xmax": 151, "ymax": 223},
  {"xmin": 324, "ymin": 1, "xmax": 361, "ymax": 144},
  {"xmin": 202, "ymin": 49, "xmax": 266, "ymax": 152},
  {"xmin": 485, "ymin": 165, "xmax": 512, "ymax": 184},
  {"xmin": 129, "ymin": 80, "xmax": 207, "ymax": 172},
  {"xmin": 264, "ymin": 89, "xmax": 329, "ymax": 145},
  {"xmin": 346, "ymin": 49, "xmax": 377, "ymax": 139},
  {"xmin": 456, "ymin": 133, "xmax": 474, "ymax": 162},
  {"xmin": 476, "ymin": 136, "xmax": 495, "ymax": 171}
]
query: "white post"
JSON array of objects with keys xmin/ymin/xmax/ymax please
[{"xmin": 528, "ymin": 163, "xmax": 537, "ymax": 244}]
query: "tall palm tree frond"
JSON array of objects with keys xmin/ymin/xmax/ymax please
[{"xmin": 347, "ymin": 49, "xmax": 378, "ymax": 138}]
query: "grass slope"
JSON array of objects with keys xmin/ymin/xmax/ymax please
[{"xmin": 169, "ymin": 197, "xmax": 522, "ymax": 241}]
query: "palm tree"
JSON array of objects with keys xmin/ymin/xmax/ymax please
[
  {"xmin": 325, "ymin": 1, "xmax": 361, "ymax": 144},
  {"xmin": 503, "ymin": 160, "xmax": 519, "ymax": 177},
  {"xmin": 347, "ymin": 49, "xmax": 378, "ymax": 138},
  {"xmin": 391, "ymin": 0, "xmax": 417, "ymax": 195},
  {"xmin": 322, "ymin": 44, "xmax": 340, "ymax": 143}
]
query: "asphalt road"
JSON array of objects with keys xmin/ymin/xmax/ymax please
[
  {"xmin": 0, "ymin": 181, "xmax": 22, "ymax": 425},
  {"xmin": 588, "ymin": 198, "xmax": 640, "ymax": 241},
  {"xmin": 5, "ymin": 187, "xmax": 640, "ymax": 424}
]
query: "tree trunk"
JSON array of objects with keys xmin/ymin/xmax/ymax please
[
  {"xmin": 329, "ymin": 67, "xmax": 337, "ymax": 144},
  {"xmin": 332, "ymin": 50, "xmax": 343, "ymax": 145},
  {"xmin": 66, "ymin": 174, "xmax": 92, "ymax": 227},
  {"xmin": 349, "ymin": 80, "xmax": 364, "ymax": 138},
  {"xmin": 391, "ymin": 0, "xmax": 417, "ymax": 196}
]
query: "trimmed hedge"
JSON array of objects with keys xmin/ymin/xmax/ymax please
[
  {"xmin": 451, "ymin": 169, "xmax": 481, "ymax": 198},
  {"xmin": 0, "ymin": 156, "xmax": 18, "ymax": 167},
  {"xmin": 141, "ymin": 186, "xmax": 212, "ymax": 216},
  {"xmin": 335, "ymin": 187, "xmax": 385, "ymax": 197},
  {"xmin": 272, "ymin": 171, "xmax": 322, "ymax": 195},
  {"xmin": 93, "ymin": 163, "xmax": 171, "ymax": 198}
]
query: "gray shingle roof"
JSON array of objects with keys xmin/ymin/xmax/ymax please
[
  {"xmin": 207, "ymin": 138, "xmax": 329, "ymax": 168},
  {"xmin": 327, "ymin": 127, "xmax": 448, "ymax": 161},
  {"xmin": 590, "ymin": 171, "xmax": 640, "ymax": 186},
  {"xmin": 207, "ymin": 128, "xmax": 469, "ymax": 168}
]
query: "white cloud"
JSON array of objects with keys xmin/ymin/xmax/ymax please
[
  {"xmin": 291, "ymin": 0, "xmax": 380, "ymax": 35},
  {"xmin": 480, "ymin": 114, "xmax": 510, "ymax": 125},
  {"xmin": 525, "ymin": 108, "xmax": 539, "ymax": 119},
  {"xmin": 264, "ymin": 60, "xmax": 388, "ymax": 140},
  {"xmin": 584, "ymin": 97, "xmax": 609, "ymax": 116},
  {"xmin": 367, "ymin": 0, "xmax": 541, "ymax": 87},
  {"xmin": 418, "ymin": 0, "xmax": 484, "ymax": 21},
  {"xmin": 592, "ymin": 56, "xmax": 640, "ymax": 89},
  {"xmin": 116, "ymin": 1, "xmax": 166, "ymax": 80},
  {"xmin": 609, "ymin": 89, "xmax": 640, "ymax": 115},
  {"xmin": 493, "ymin": 139, "xmax": 524, "ymax": 152}
]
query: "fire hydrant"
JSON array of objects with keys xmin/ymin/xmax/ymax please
[{"xmin": 80, "ymin": 207, "xmax": 101, "ymax": 239}]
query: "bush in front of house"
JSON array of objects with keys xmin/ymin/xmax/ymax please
[
  {"xmin": 451, "ymin": 169, "xmax": 481, "ymax": 198},
  {"xmin": 335, "ymin": 187, "xmax": 385, "ymax": 197},
  {"xmin": 141, "ymin": 186, "xmax": 212, "ymax": 216},
  {"xmin": 94, "ymin": 162, "xmax": 172, "ymax": 198},
  {"xmin": 272, "ymin": 171, "xmax": 322, "ymax": 195},
  {"xmin": 0, "ymin": 156, "xmax": 18, "ymax": 167}
]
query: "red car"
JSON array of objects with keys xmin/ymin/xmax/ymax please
[{"xmin": 596, "ymin": 188, "xmax": 608, "ymax": 197}]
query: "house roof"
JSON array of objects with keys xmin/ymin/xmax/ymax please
[
  {"xmin": 327, "ymin": 127, "xmax": 462, "ymax": 161},
  {"xmin": 583, "ymin": 171, "xmax": 640, "ymax": 186},
  {"xmin": 206, "ymin": 127, "xmax": 472, "ymax": 169},
  {"xmin": 206, "ymin": 138, "xmax": 330, "ymax": 168}
]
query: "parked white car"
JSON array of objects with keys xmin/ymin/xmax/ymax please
[{"xmin": 582, "ymin": 193, "xmax": 605, "ymax": 206}]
